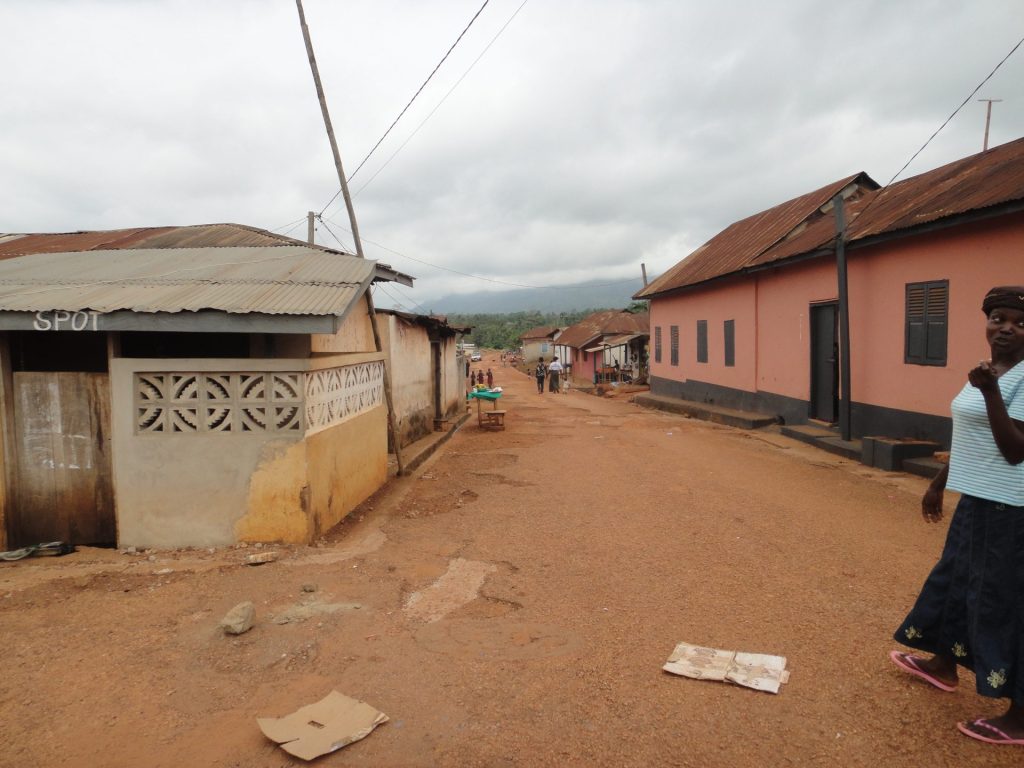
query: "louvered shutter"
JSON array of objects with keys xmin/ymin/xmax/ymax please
[{"xmin": 905, "ymin": 280, "xmax": 948, "ymax": 366}]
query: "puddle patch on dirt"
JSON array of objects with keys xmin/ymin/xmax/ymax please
[{"xmin": 415, "ymin": 619, "xmax": 583, "ymax": 660}]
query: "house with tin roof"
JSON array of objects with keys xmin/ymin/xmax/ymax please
[
  {"xmin": 635, "ymin": 136, "xmax": 1024, "ymax": 448},
  {"xmin": 555, "ymin": 309, "xmax": 649, "ymax": 385},
  {"xmin": 518, "ymin": 325, "xmax": 561, "ymax": 364},
  {"xmin": 0, "ymin": 223, "xmax": 415, "ymax": 551}
]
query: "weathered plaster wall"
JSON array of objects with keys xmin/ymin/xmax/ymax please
[
  {"xmin": 110, "ymin": 353, "xmax": 388, "ymax": 548},
  {"xmin": 441, "ymin": 336, "xmax": 465, "ymax": 418},
  {"xmin": 312, "ymin": 296, "xmax": 376, "ymax": 354},
  {"xmin": 306, "ymin": 406, "xmax": 387, "ymax": 536},
  {"xmin": 380, "ymin": 315, "xmax": 434, "ymax": 447}
]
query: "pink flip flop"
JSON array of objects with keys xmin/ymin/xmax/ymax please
[
  {"xmin": 888, "ymin": 650, "xmax": 958, "ymax": 692},
  {"xmin": 957, "ymin": 718, "xmax": 1024, "ymax": 745}
]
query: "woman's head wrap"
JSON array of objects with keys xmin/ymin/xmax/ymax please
[{"xmin": 982, "ymin": 286, "xmax": 1024, "ymax": 315}]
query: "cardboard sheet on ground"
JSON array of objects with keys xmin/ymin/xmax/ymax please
[
  {"xmin": 663, "ymin": 641, "xmax": 790, "ymax": 694},
  {"xmin": 257, "ymin": 691, "xmax": 388, "ymax": 761}
]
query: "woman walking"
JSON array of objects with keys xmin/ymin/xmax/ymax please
[{"xmin": 891, "ymin": 286, "xmax": 1024, "ymax": 745}]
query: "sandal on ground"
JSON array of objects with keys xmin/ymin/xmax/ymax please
[
  {"xmin": 957, "ymin": 718, "xmax": 1024, "ymax": 745},
  {"xmin": 888, "ymin": 650, "xmax": 957, "ymax": 692}
]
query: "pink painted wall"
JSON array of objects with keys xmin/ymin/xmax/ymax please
[
  {"xmin": 849, "ymin": 213, "xmax": 1024, "ymax": 416},
  {"xmin": 650, "ymin": 210, "xmax": 1024, "ymax": 418},
  {"xmin": 569, "ymin": 346, "xmax": 598, "ymax": 383},
  {"xmin": 650, "ymin": 278, "xmax": 757, "ymax": 391}
]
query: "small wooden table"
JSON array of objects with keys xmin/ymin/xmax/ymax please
[{"xmin": 468, "ymin": 390, "xmax": 505, "ymax": 430}]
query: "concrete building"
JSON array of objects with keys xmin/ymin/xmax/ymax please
[
  {"xmin": 555, "ymin": 310, "xmax": 649, "ymax": 385},
  {"xmin": 635, "ymin": 137, "xmax": 1024, "ymax": 446},
  {"xmin": 518, "ymin": 326, "xmax": 561, "ymax": 364},
  {"xmin": 376, "ymin": 309, "xmax": 470, "ymax": 448},
  {"xmin": 0, "ymin": 224, "xmax": 414, "ymax": 550}
]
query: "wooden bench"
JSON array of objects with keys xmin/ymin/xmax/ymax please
[{"xmin": 479, "ymin": 409, "xmax": 506, "ymax": 430}]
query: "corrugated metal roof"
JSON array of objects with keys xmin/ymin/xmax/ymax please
[
  {"xmin": 519, "ymin": 325, "xmax": 559, "ymax": 340},
  {"xmin": 556, "ymin": 310, "xmax": 649, "ymax": 349},
  {"xmin": 0, "ymin": 246, "xmax": 375, "ymax": 315},
  {"xmin": 848, "ymin": 136, "xmax": 1024, "ymax": 241},
  {"xmin": 0, "ymin": 223, "xmax": 415, "ymax": 285},
  {"xmin": 636, "ymin": 174, "xmax": 872, "ymax": 298},
  {"xmin": 636, "ymin": 136, "xmax": 1024, "ymax": 299}
]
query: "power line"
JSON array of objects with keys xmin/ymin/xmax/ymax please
[
  {"xmin": 320, "ymin": 214, "xmax": 640, "ymax": 290},
  {"xmin": 318, "ymin": 0, "xmax": 492, "ymax": 215},
  {"xmin": 885, "ymin": 33, "xmax": 1023, "ymax": 186},
  {"xmin": 326, "ymin": 0, "xmax": 531, "ymax": 213}
]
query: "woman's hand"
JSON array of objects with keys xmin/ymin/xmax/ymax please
[
  {"xmin": 921, "ymin": 463, "xmax": 948, "ymax": 523},
  {"xmin": 968, "ymin": 360, "xmax": 1000, "ymax": 393},
  {"xmin": 921, "ymin": 485, "xmax": 944, "ymax": 523}
]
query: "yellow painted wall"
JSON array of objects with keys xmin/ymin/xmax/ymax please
[
  {"xmin": 312, "ymin": 297, "xmax": 376, "ymax": 354},
  {"xmin": 237, "ymin": 440, "xmax": 311, "ymax": 543},
  {"xmin": 306, "ymin": 405, "xmax": 387, "ymax": 536}
]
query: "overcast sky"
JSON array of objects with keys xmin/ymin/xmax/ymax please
[{"xmin": 2, "ymin": 1, "xmax": 1022, "ymax": 307}]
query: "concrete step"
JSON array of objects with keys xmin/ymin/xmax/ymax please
[{"xmin": 633, "ymin": 394, "xmax": 778, "ymax": 430}]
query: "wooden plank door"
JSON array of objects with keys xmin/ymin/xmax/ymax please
[{"xmin": 10, "ymin": 372, "xmax": 115, "ymax": 547}]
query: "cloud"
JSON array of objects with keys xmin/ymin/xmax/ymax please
[{"xmin": 1, "ymin": 0, "xmax": 1021, "ymax": 305}]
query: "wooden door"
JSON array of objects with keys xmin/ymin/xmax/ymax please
[
  {"xmin": 809, "ymin": 304, "xmax": 838, "ymax": 423},
  {"xmin": 10, "ymin": 372, "xmax": 115, "ymax": 547}
]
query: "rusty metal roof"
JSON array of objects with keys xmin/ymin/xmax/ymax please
[
  {"xmin": 519, "ymin": 325, "xmax": 560, "ymax": 341},
  {"xmin": 636, "ymin": 174, "xmax": 872, "ymax": 299},
  {"xmin": 636, "ymin": 136, "xmax": 1024, "ymax": 299},
  {"xmin": 0, "ymin": 246, "xmax": 378, "ymax": 315},
  {"xmin": 0, "ymin": 223, "xmax": 415, "ymax": 285},
  {"xmin": 556, "ymin": 310, "xmax": 649, "ymax": 349}
]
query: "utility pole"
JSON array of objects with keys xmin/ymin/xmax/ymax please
[
  {"xmin": 295, "ymin": 0, "xmax": 404, "ymax": 474},
  {"xmin": 640, "ymin": 263, "xmax": 648, "ymax": 287},
  {"xmin": 979, "ymin": 98, "xmax": 1002, "ymax": 151},
  {"xmin": 295, "ymin": 0, "xmax": 364, "ymax": 258},
  {"xmin": 307, "ymin": 211, "xmax": 315, "ymax": 244},
  {"xmin": 832, "ymin": 193, "xmax": 852, "ymax": 443}
]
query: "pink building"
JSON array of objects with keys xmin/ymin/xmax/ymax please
[
  {"xmin": 555, "ymin": 310, "xmax": 649, "ymax": 385},
  {"xmin": 635, "ymin": 137, "xmax": 1024, "ymax": 447}
]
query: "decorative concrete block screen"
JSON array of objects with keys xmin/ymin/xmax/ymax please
[{"xmin": 135, "ymin": 361, "xmax": 384, "ymax": 436}]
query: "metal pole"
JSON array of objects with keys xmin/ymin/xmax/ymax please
[
  {"xmin": 833, "ymin": 193, "xmax": 852, "ymax": 442},
  {"xmin": 295, "ymin": 0, "xmax": 404, "ymax": 475},
  {"xmin": 979, "ymin": 98, "xmax": 1002, "ymax": 151}
]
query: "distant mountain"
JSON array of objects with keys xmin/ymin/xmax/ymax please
[{"xmin": 424, "ymin": 278, "xmax": 646, "ymax": 314}]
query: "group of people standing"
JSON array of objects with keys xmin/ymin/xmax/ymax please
[
  {"xmin": 470, "ymin": 368, "xmax": 494, "ymax": 389},
  {"xmin": 535, "ymin": 356, "xmax": 565, "ymax": 394}
]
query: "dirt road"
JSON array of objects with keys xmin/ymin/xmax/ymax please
[{"xmin": 1, "ymin": 352, "xmax": 1012, "ymax": 767}]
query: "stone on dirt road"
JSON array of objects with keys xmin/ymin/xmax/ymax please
[{"xmin": 220, "ymin": 601, "xmax": 255, "ymax": 635}]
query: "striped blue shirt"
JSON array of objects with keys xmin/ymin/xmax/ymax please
[{"xmin": 947, "ymin": 360, "xmax": 1024, "ymax": 506}]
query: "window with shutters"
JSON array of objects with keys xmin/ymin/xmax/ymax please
[
  {"xmin": 654, "ymin": 326, "xmax": 662, "ymax": 363},
  {"xmin": 724, "ymin": 319, "xmax": 735, "ymax": 367},
  {"xmin": 670, "ymin": 325, "xmax": 679, "ymax": 366},
  {"xmin": 905, "ymin": 280, "xmax": 948, "ymax": 366},
  {"xmin": 696, "ymin": 320, "xmax": 708, "ymax": 363}
]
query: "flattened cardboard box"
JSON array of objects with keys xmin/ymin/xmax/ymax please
[
  {"xmin": 663, "ymin": 641, "xmax": 790, "ymax": 694},
  {"xmin": 257, "ymin": 691, "xmax": 388, "ymax": 761}
]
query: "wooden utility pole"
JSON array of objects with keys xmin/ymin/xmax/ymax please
[
  {"xmin": 979, "ymin": 98, "xmax": 1002, "ymax": 151},
  {"xmin": 832, "ymin": 193, "xmax": 852, "ymax": 442},
  {"xmin": 295, "ymin": 0, "xmax": 405, "ymax": 474}
]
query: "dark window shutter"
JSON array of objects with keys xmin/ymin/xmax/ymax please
[
  {"xmin": 724, "ymin": 319, "xmax": 735, "ymax": 367},
  {"xmin": 696, "ymin": 320, "xmax": 708, "ymax": 363},
  {"xmin": 670, "ymin": 325, "xmax": 679, "ymax": 366},
  {"xmin": 905, "ymin": 280, "xmax": 948, "ymax": 366},
  {"xmin": 654, "ymin": 326, "xmax": 662, "ymax": 363}
]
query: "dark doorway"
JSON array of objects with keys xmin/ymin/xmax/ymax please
[
  {"xmin": 431, "ymin": 341, "xmax": 442, "ymax": 419},
  {"xmin": 809, "ymin": 303, "xmax": 838, "ymax": 423}
]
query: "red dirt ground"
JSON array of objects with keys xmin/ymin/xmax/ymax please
[{"xmin": 1, "ymin": 352, "xmax": 1015, "ymax": 767}]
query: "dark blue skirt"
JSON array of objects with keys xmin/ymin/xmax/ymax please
[{"xmin": 894, "ymin": 494, "xmax": 1024, "ymax": 704}]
